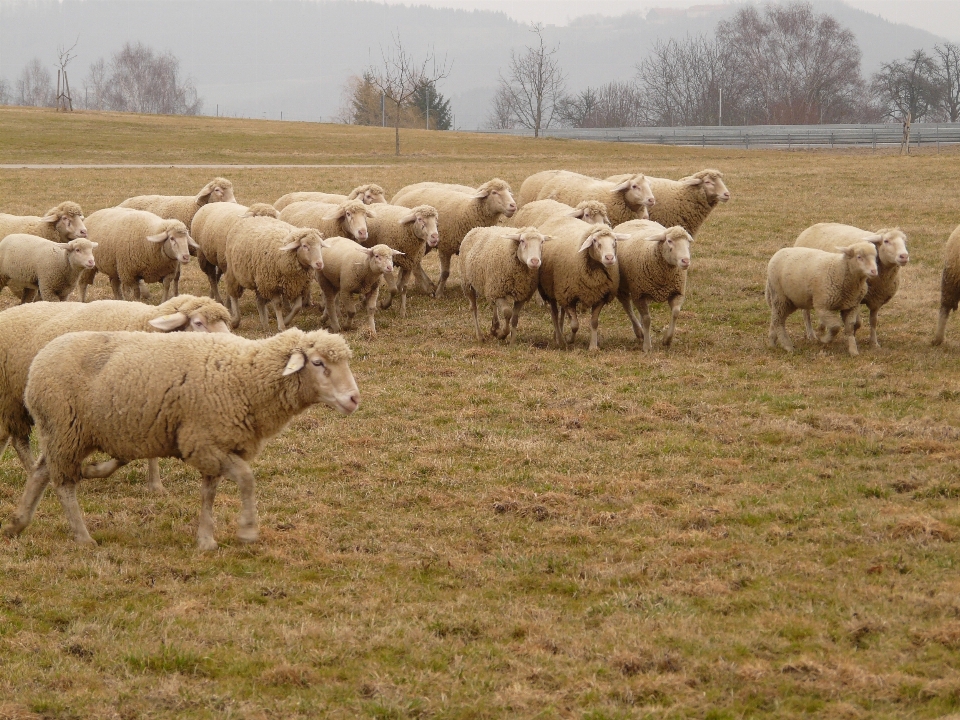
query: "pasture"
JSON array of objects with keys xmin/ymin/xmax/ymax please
[{"xmin": 2, "ymin": 106, "xmax": 960, "ymax": 719}]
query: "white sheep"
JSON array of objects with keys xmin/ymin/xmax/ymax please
[
  {"xmin": 363, "ymin": 204, "xmax": 440, "ymax": 317},
  {"xmin": 390, "ymin": 179, "xmax": 518, "ymax": 298},
  {"xmin": 613, "ymin": 220, "xmax": 693, "ymax": 352},
  {"xmin": 517, "ymin": 170, "xmax": 564, "ymax": 207},
  {"xmin": 537, "ymin": 219, "xmax": 622, "ymax": 351},
  {"xmin": 795, "ymin": 223, "xmax": 909, "ymax": 349},
  {"xmin": 77, "ymin": 208, "xmax": 196, "ymax": 303},
  {"xmin": 278, "ymin": 199, "xmax": 374, "ymax": 244},
  {"xmin": 534, "ymin": 171, "xmax": 654, "ymax": 226},
  {"xmin": 607, "ymin": 169, "xmax": 730, "ymax": 235},
  {"xmin": 317, "ymin": 238, "xmax": 402, "ymax": 338},
  {"xmin": 460, "ymin": 226, "xmax": 550, "ymax": 344},
  {"xmin": 4, "ymin": 328, "xmax": 359, "ymax": 549},
  {"xmin": 192, "ymin": 202, "xmax": 279, "ymax": 303},
  {"xmin": 934, "ymin": 224, "xmax": 960, "ymax": 346},
  {"xmin": 766, "ymin": 243, "xmax": 879, "ymax": 356},
  {"xmin": 274, "ymin": 184, "xmax": 387, "ymax": 211},
  {"xmin": 506, "ymin": 199, "xmax": 611, "ymax": 229},
  {"xmin": 0, "ymin": 295, "xmax": 232, "ymax": 491},
  {"xmin": 0, "ymin": 201, "xmax": 88, "ymax": 243},
  {"xmin": 223, "ymin": 215, "xmax": 327, "ymax": 331},
  {"xmin": 0, "ymin": 234, "xmax": 97, "ymax": 302}
]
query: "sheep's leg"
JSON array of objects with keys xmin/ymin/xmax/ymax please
[
  {"xmin": 20, "ymin": 287, "xmax": 37, "ymax": 304},
  {"xmin": 619, "ymin": 295, "xmax": 644, "ymax": 341},
  {"xmin": 205, "ymin": 268, "xmax": 222, "ymax": 303},
  {"xmin": 222, "ymin": 454, "xmax": 258, "ymax": 544},
  {"xmin": 466, "ymin": 285, "xmax": 482, "ymax": 341},
  {"xmin": 3, "ymin": 458, "xmax": 52, "ymax": 538},
  {"xmin": 342, "ymin": 296, "xmax": 358, "ymax": 331},
  {"xmin": 802, "ymin": 310, "xmax": 816, "ymax": 341},
  {"xmin": 587, "ymin": 304, "xmax": 603, "ymax": 352},
  {"xmin": 10, "ymin": 434, "xmax": 35, "ymax": 475},
  {"xmin": 197, "ymin": 474, "xmax": 221, "ymax": 552},
  {"xmin": 841, "ymin": 308, "xmax": 859, "ymax": 357},
  {"xmin": 323, "ymin": 289, "xmax": 342, "ymax": 333},
  {"xmin": 397, "ymin": 268, "xmax": 410, "ymax": 318},
  {"xmin": 254, "ymin": 296, "xmax": 271, "ymax": 331},
  {"xmin": 282, "ymin": 296, "xmax": 303, "ymax": 329},
  {"xmin": 636, "ymin": 297, "xmax": 653, "ymax": 353},
  {"xmin": 227, "ymin": 295, "xmax": 242, "ymax": 329},
  {"xmin": 434, "ymin": 252, "xmax": 453, "ymax": 298},
  {"xmin": 934, "ymin": 306, "xmax": 952, "ymax": 346},
  {"xmin": 272, "ymin": 298, "xmax": 289, "ymax": 331},
  {"xmin": 161, "ymin": 273, "xmax": 175, "ymax": 303},
  {"xmin": 54, "ymin": 474, "xmax": 96, "ymax": 546},
  {"xmin": 495, "ymin": 298, "xmax": 513, "ymax": 340},
  {"xmin": 817, "ymin": 310, "xmax": 842, "ymax": 346},
  {"xmin": 662, "ymin": 294, "xmax": 684, "ymax": 348},
  {"xmin": 138, "ymin": 280, "xmax": 152, "ymax": 301},
  {"xmin": 363, "ymin": 286, "xmax": 379, "ymax": 338},
  {"xmin": 78, "ymin": 269, "xmax": 96, "ymax": 302},
  {"xmin": 867, "ymin": 308, "xmax": 880, "ymax": 348},
  {"xmin": 547, "ymin": 298, "xmax": 566, "ymax": 349},
  {"xmin": 567, "ymin": 307, "xmax": 581, "ymax": 347},
  {"xmin": 508, "ymin": 300, "xmax": 525, "ymax": 344},
  {"xmin": 111, "ymin": 278, "xmax": 125, "ymax": 300},
  {"xmin": 413, "ymin": 258, "xmax": 436, "ymax": 295}
]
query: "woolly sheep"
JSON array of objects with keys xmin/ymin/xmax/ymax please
[
  {"xmin": 192, "ymin": 202, "xmax": 279, "ymax": 303},
  {"xmin": 223, "ymin": 215, "xmax": 327, "ymax": 331},
  {"xmin": 5, "ymin": 328, "xmax": 359, "ymax": 549},
  {"xmin": 274, "ymin": 184, "xmax": 387, "ymax": 211},
  {"xmin": 363, "ymin": 204, "xmax": 440, "ymax": 317},
  {"xmin": 613, "ymin": 220, "xmax": 693, "ymax": 352},
  {"xmin": 607, "ymin": 169, "xmax": 730, "ymax": 235},
  {"xmin": 934, "ymin": 224, "xmax": 960, "ymax": 346},
  {"xmin": 766, "ymin": 244, "xmax": 879, "ymax": 356},
  {"xmin": 391, "ymin": 179, "xmax": 518, "ymax": 298},
  {"xmin": 537, "ymin": 218, "xmax": 622, "ymax": 351},
  {"xmin": 506, "ymin": 199, "xmax": 611, "ymax": 229},
  {"xmin": 795, "ymin": 223, "xmax": 909, "ymax": 348},
  {"xmin": 0, "ymin": 234, "xmax": 97, "ymax": 303},
  {"xmin": 77, "ymin": 208, "xmax": 196, "ymax": 303},
  {"xmin": 0, "ymin": 201, "xmax": 88, "ymax": 243},
  {"xmin": 460, "ymin": 226, "xmax": 550, "ymax": 344},
  {"xmin": 517, "ymin": 170, "xmax": 564, "ymax": 207},
  {"xmin": 0, "ymin": 295, "xmax": 232, "ymax": 492},
  {"xmin": 317, "ymin": 238, "xmax": 402, "ymax": 338},
  {"xmin": 278, "ymin": 199, "xmax": 374, "ymax": 244},
  {"xmin": 534, "ymin": 171, "xmax": 654, "ymax": 226}
]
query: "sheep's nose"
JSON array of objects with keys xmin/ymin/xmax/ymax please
[
  {"xmin": 604, "ymin": 254, "xmax": 616, "ymax": 264},
  {"xmin": 899, "ymin": 253, "xmax": 910, "ymax": 264},
  {"xmin": 79, "ymin": 229, "xmax": 88, "ymax": 237},
  {"xmin": 313, "ymin": 260, "xmax": 324, "ymax": 270},
  {"xmin": 180, "ymin": 254, "xmax": 191, "ymax": 263},
  {"xmin": 86, "ymin": 259, "xmax": 96, "ymax": 268},
  {"xmin": 428, "ymin": 235, "xmax": 439, "ymax": 247},
  {"xmin": 357, "ymin": 229, "xmax": 368, "ymax": 240},
  {"xmin": 506, "ymin": 204, "xmax": 517, "ymax": 217},
  {"xmin": 529, "ymin": 257, "xmax": 540, "ymax": 268},
  {"xmin": 680, "ymin": 258, "xmax": 690, "ymax": 268},
  {"xmin": 721, "ymin": 192, "xmax": 731, "ymax": 201},
  {"xmin": 646, "ymin": 198, "xmax": 656, "ymax": 206}
]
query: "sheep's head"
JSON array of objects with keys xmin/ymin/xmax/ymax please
[
  {"xmin": 324, "ymin": 200, "xmax": 373, "ymax": 242},
  {"xmin": 149, "ymin": 295, "xmax": 233, "ymax": 334},
  {"xmin": 475, "ymin": 179, "xmax": 517, "ymax": 219},
  {"xmin": 503, "ymin": 227, "xmax": 549, "ymax": 270},
  {"xmin": 349, "ymin": 184, "xmax": 388, "ymax": 205},
  {"xmin": 64, "ymin": 238, "xmax": 98, "ymax": 271},
  {"xmin": 837, "ymin": 241, "xmax": 879, "ymax": 279},
  {"xmin": 578, "ymin": 226, "xmax": 619, "ymax": 267},
  {"xmin": 400, "ymin": 205, "xmax": 440, "ymax": 248},
  {"xmin": 647, "ymin": 226, "xmax": 693, "ymax": 270},
  {"xmin": 281, "ymin": 329, "xmax": 360, "ymax": 414},
  {"xmin": 868, "ymin": 228, "xmax": 909, "ymax": 267},
  {"xmin": 244, "ymin": 203, "xmax": 279, "ymax": 219},
  {"xmin": 147, "ymin": 220, "xmax": 196, "ymax": 264},
  {"xmin": 196, "ymin": 177, "xmax": 236, "ymax": 206},
  {"xmin": 41, "ymin": 201, "xmax": 87, "ymax": 240},
  {"xmin": 281, "ymin": 228, "xmax": 327, "ymax": 271},
  {"xmin": 361, "ymin": 244, "xmax": 403, "ymax": 276},
  {"xmin": 571, "ymin": 201, "xmax": 611, "ymax": 226},
  {"xmin": 612, "ymin": 174, "xmax": 656, "ymax": 211},
  {"xmin": 683, "ymin": 170, "xmax": 730, "ymax": 204}
]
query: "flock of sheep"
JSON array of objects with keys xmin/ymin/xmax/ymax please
[{"xmin": 1, "ymin": 165, "xmax": 960, "ymax": 549}]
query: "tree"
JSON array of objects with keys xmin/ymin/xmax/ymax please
[
  {"xmin": 495, "ymin": 23, "xmax": 566, "ymax": 137},
  {"xmin": 635, "ymin": 36, "xmax": 728, "ymax": 126},
  {"xmin": 82, "ymin": 58, "xmax": 108, "ymax": 111},
  {"xmin": 0, "ymin": 78, "xmax": 11, "ymax": 106},
  {"xmin": 16, "ymin": 58, "xmax": 54, "ymax": 107},
  {"xmin": 485, "ymin": 85, "xmax": 516, "ymax": 130},
  {"xmin": 871, "ymin": 50, "xmax": 942, "ymax": 122},
  {"xmin": 933, "ymin": 43, "xmax": 960, "ymax": 121},
  {"xmin": 557, "ymin": 82, "xmax": 644, "ymax": 128},
  {"xmin": 411, "ymin": 79, "xmax": 452, "ymax": 130},
  {"xmin": 365, "ymin": 34, "xmax": 449, "ymax": 155},
  {"xmin": 55, "ymin": 38, "xmax": 79, "ymax": 112}
]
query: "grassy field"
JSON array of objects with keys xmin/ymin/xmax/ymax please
[{"xmin": 2, "ymin": 107, "xmax": 960, "ymax": 719}]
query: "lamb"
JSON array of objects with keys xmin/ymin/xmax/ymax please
[
  {"xmin": 76, "ymin": 207, "xmax": 195, "ymax": 303},
  {"xmin": 192, "ymin": 202, "xmax": 279, "ymax": 303},
  {"xmin": 0, "ymin": 201, "xmax": 88, "ymax": 243},
  {"xmin": 316, "ymin": 238, "xmax": 402, "ymax": 338},
  {"xmin": 795, "ymin": 223, "xmax": 909, "ymax": 348},
  {"xmin": 390, "ymin": 178, "xmax": 518, "ymax": 298},
  {"xmin": 274, "ymin": 184, "xmax": 387, "ymax": 211},
  {"xmin": 506, "ymin": 199, "xmax": 611, "ymax": 229},
  {"xmin": 533, "ymin": 171, "xmax": 655, "ymax": 226},
  {"xmin": 765, "ymin": 243, "xmax": 879, "ymax": 356},
  {"xmin": 607, "ymin": 169, "xmax": 730, "ymax": 235},
  {"xmin": 460, "ymin": 226, "xmax": 550, "ymax": 344},
  {"xmin": 537, "ymin": 219, "xmax": 621, "ymax": 351},
  {"xmin": 934, "ymin": 224, "xmax": 960, "ymax": 346},
  {"xmin": 223, "ymin": 215, "xmax": 327, "ymax": 331},
  {"xmin": 278, "ymin": 199, "xmax": 374, "ymax": 244},
  {"xmin": 612, "ymin": 220, "xmax": 694, "ymax": 352},
  {"xmin": 4, "ymin": 327, "xmax": 359, "ymax": 549},
  {"xmin": 0, "ymin": 295, "xmax": 232, "ymax": 492},
  {"xmin": 363, "ymin": 204, "xmax": 440, "ymax": 317},
  {"xmin": 0, "ymin": 234, "xmax": 97, "ymax": 303}
]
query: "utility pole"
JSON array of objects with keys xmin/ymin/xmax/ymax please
[
  {"xmin": 426, "ymin": 84, "xmax": 430, "ymax": 130},
  {"xmin": 719, "ymin": 88, "xmax": 722, "ymax": 127},
  {"xmin": 381, "ymin": 93, "xmax": 385, "ymax": 128}
]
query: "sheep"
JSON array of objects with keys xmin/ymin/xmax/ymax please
[
  {"xmin": 278, "ymin": 199, "xmax": 374, "ymax": 244},
  {"xmin": 795, "ymin": 223, "xmax": 909, "ymax": 348},
  {"xmin": 316, "ymin": 238, "xmax": 402, "ymax": 337},
  {"xmin": 0, "ymin": 234, "xmax": 97, "ymax": 303},
  {"xmin": 533, "ymin": 171, "xmax": 655, "ymax": 226},
  {"xmin": 76, "ymin": 208, "xmax": 195, "ymax": 303},
  {"xmin": 506, "ymin": 199, "xmax": 611, "ymax": 229},
  {"xmin": 192, "ymin": 202, "xmax": 279, "ymax": 303},
  {"xmin": 612, "ymin": 220, "xmax": 693, "ymax": 352},
  {"xmin": 390, "ymin": 178, "xmax": 518, "ymax": 298},
  {"xmin": 4, "ymin": 327, "xmax": 359, "ymax": 549},
  {"xmin": 0, "ymin": 201, "xmax": 88, "ymax": 243},
  {"xmin": 517, "ymin": 170, "xmax": 564, "ymax": 207},
  {"xmin": 223, "ymin": 215, "xmax": 327, "ymax": 331},
  {"xmin": 537, "ymin": 220, "xmax": 621, "ymax": 351},
  {"xmin": 460, "ymin": 226, "xmax": 550, "ymax": 344},
  {"xmin": 274, "ymin": 184, "xmax": 387, "ymax": 211},
  {"xmin": 0, "ymin": 295, "xmax": 232, "ymax": 492},
  {"xmin": 607, "ymin": 169, "xmax": 730, "ymax": 235},
  {"xmin": 934, "ymin": 224, "xmax": 960, "ymax": 346},
  {"xmin": 363, "ymin": 204, "xmax": 440, "ymax": 317},
  {"xmin": 765, "ymin": 243, "xmax": 879, "ymax": 356}
]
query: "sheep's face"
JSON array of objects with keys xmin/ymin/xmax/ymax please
[
  {"xmin": 365, "ymin": 245, "xmax": 401, "ymax": 276},
  {"xmin": 54, "ymin": 213, "xmax": 88, "ymax": 239},
  {"xmin": 284, "ymin": 341, "xmax": 360, "ymax": 415},
  {"xmin": 872, "ymin": 229, "xmax": 909, "ymax": 267},
  {"xmin": 360, "ymin": 187, "xmax": 388, "ymax": 205},
  {"xmin": 197, "ymin": 178, "xmax": 237, "ymax": 205},
  {"xmin": 283, "ymin": 231, "xmax": 325, "ymax": 271},
  {"xmin": 624, "ymin": 175, "xmax": 656, "ymax": 209},
  {"xmin": 841, "ymin": 242, "xmax": 879, "ymax": 279},
  {"xmin": 507, "ymin": 230, "xmax": 547, "ymax": 270},
  {"xmin": 148, "ymin": 309, "xmax": 232, "ymax": 334},
  {"xmin": 342, "ymin": 208, "xmax": 369, "ymax": 242},
  {"xmin": 575, "ymin": 202, "xmax": 611, "ymax": 226},
  {"xmin": 406, "ymin": 211, "xmax": 440, "ymax": 248},
  {"xmin": 702, "ymin": 174, "xmax": 730, "ymax": 204},
  {"xmin": 148, "ymin": 229, "xmax": 195, "ymax": 264},
  {"xmin": 579, "ymin": 229, "xmax": 618, "ymax": 267},
  {"xmin": 477, "ymin": 183, "xmax": 517, "ymax": 218},
  {"xmin": 656, "ymin": 229, "xmax": 693, "ymax": 270},
  {"xmin": 65, "ymin": 238, "xmax": 98, "ymax": 270}
]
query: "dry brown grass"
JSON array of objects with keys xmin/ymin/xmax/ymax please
[{"xmin": 2, "ymin": 107, "xmax": 960, "ymax": 718}]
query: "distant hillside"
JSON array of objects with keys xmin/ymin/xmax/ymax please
[{"xmin": 0, "ymin": 0, "xmax": 950, "ymax": 130}]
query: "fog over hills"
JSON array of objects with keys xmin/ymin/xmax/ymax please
[{"xmin": 0, "ymin": 0, "xmax": 949, "ymax": 129}]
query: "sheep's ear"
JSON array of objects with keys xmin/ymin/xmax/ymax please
[
  {"xmin": 195, "ymin": 183, "xmax": 216, "ymax": 202},
  {"xmin": 614, "ymin": 233, "xmax": 631, "ymax": 242},
  {"xmin": 392, "ymin": 249, "xmax": 404, "ymax": 256},
  {"xmin": 611, "ymin": 180, "xmax": 632, "ymax": 193},
  {"xmin": 502, "ymin": 232, "xmax": 523, "ymax": 242},
  {"xmin": 90, "ymin": 241, "xmax": 99, "ymax": 248},
  {"xmin": 864, "ymin": 234, "xmax": 883, "ymax": 245},
  {"xmin": 364, "ymin": 208, "xmax": 376, "ymax": 219},
  {"xmin": 320, "ymin": 237, "xmax": 333, "ymax": 248},
  {"xmin": 542, "ymin": 234, "xmax": 553, "ymax": 242},
  {"xmin": 836, "ymin": 245, "xmax": 856, "ymax": 257},
  {"xmin": 645, "ymin": 232, "xmax": 667, "ymax": 243},
  {"xmin": 279, "ymin": 240, "xmax": 302, "ymax": 251},
  {"xmin": 187, "ymin": 235, "xmax": 200, "ymax": 250},
  {"xmin": 682, "ymin": 176, "xmax": 704, "ymax": 186},
  {"xmin": 283, "ymin": 351, "xmax": 306, "ymax": 376},
  {"xmin": 568, "ymin": 208, "xmax": 586, "ymax": 218},
  {"xmin": 578, "ymin": 236, "xmax": 595, "ymax": 252},
  {"xmin": 40, "ymin": 212, "xmax": 60, "ymax": 223},
  {"xmin": 148, "ymin": 312, "xmax": 189, "ymax": 331},
  {"xmin": 359, "ymin": 247, "xmax": 374, "ymax": 256},
  {"xmin": 322, "ymin": 207, "xmax": 347, "ymax": 221},
  {"xmin": 473, "ymin": 188, "xmax": 491, "ymax": 199},
  {"xmin": 398, "ymin": 212, "xmax": 418, "ymax": 225},
  {"xmin": 146, "ymin": 233, "xmax": 168, "ymax": 244}
]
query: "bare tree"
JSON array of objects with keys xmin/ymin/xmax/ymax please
[
  {"xmin": 16, "ymin": 58, "xmax": 54, "ymax": 107},
  {"xmin": 83, "ymin": 58, "xmax": 108, "ymax": 111},
  {"xmin": 56, "ymin": 38, "xmax": 79, "ymax": 112},
  {"xmin": 636, "ymin": 35, "xmax": 728, "ymax": 126},
  {"xmin": 365, "ymin": 34, "xmax": 449, "ymax": 155},
  {"xmin": 871, "ymin": 49, "xmax": 942, "ymax": 122},
  {"xmin": 933, "ymin": 43, "xmax": 960, "ymax": 121},
  {"xmin": 495, "ymin": 23, "xmax": 565, "ymax": 137},
  {"xmin": 558, "ymin": 82, "xmax": 644, "ymax": 128},
  {"xmin": 0, "ymin": 78, "xmax": 11, "ymax": 106},
  {"xmin": 485, "ymin": 85, "xmax": 516, "ymax": 130}
]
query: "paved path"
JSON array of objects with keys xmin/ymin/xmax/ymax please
[{"xmin": 0, "ymin": 164, "xmax": 391, "ymax": 169}]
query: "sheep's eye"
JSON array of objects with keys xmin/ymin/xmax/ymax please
[{"xmin": 312, "ymin": 359, "xmax": 325, "ymax": 368}]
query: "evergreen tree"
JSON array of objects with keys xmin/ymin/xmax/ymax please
[{"xmin": 410, "ymin": 79, "xmax": 452, "ymax": 130}]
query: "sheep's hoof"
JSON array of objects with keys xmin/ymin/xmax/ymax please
[
  {"xmin": 197, "ymin": 536, "xmax": 218, "ymax": 552},
  {"xmin": 932, "ymin": 337, "xmax": 944, "ymax": 347},
  {"xmin": 236, "ymin": 526, "xmax": 259, "ymax": 544},
  {"xmin": 2, "ymin": 521, "xmax": 24, "ymax": 538},
  {"xmin": 75, "ymin": 535, "xmax": 98, "ymax": 546}
]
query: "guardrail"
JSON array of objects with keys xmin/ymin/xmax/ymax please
[{"xmin": 480, "ymin": 123, "xmax": 960, "ymax": 148}]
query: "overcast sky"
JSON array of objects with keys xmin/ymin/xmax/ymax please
[{"xmin": 379, "ymin": 0, "xmax": 960, "ymax": 41}]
